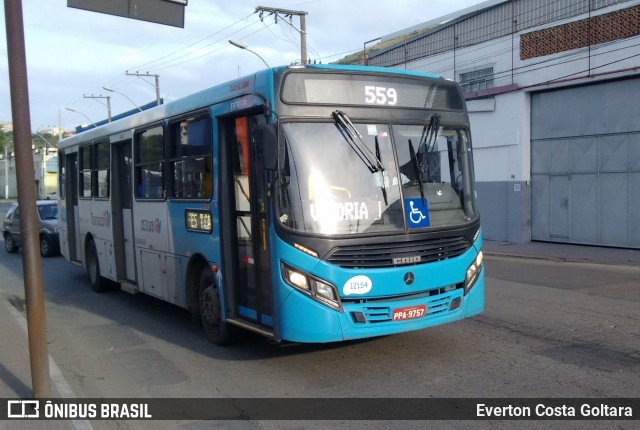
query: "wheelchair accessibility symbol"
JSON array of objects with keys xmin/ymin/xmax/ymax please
[{"xmin": 404, "ymin": 198, "xmax": 430, "ymax": 228}]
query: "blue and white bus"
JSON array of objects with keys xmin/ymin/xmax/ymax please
[{"xmin": 57, "ymin": 64, "xmax": 484, "ymax": 345}]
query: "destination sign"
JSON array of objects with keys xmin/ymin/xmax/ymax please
[
  {"xmin": 185, "ymin": 209, "xmax": 212, "ymax": 233},
  {"xmin": 281, "ymin": 72, "xmax": 464, "ymax": 110}
]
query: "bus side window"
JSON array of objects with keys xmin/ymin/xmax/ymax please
[
  {"xmin": 135, "ymin": 126, "xmax": 165, "ymax": 200},
  {"xmin": 169, "ymin": 114, "xmax": 212, "ymax": 199}
]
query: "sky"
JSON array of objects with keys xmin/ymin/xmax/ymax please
[{"xmin": 0, "ymin": 0, "xmax": 484, "ymax": 132}]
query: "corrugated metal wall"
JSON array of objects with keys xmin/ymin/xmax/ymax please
[
  {"xmin": 530, "ymin": 78, "xmax": 640, "ymax": 248},
  {"xmin": 368, "ymin": 0, "xmax": 629, "ymax": 67}
]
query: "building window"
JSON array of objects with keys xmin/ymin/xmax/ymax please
[
  {"xmin": 460, "ymin": 67, "xmax": 494, "ymax": 93},
  {"xmin": 135, "ymin": 126, "xmax": 165, "ymax": 200},
  {"xmin": 169, "ymin": 115, "xmax": 212, "ymax": 199}
]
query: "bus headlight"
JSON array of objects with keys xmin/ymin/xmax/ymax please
[
  {"xmin": 283, "ymin": 267, "xmax": 309, "ymax": 291},
  {"xmin": 464, "ymin": 251, "xmax": 483, "ymax": 294},
  {"xmin": 313, "ymin": 279, "xmax": 339, "ymax": 308},
  {"xmin": 281, "ymin": 263, "xmax": 342, "ymax": 310}
]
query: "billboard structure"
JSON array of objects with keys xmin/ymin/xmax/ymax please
[{"xmin": 68, "ymin": 0, "xmax": 187, "ymax": 28}]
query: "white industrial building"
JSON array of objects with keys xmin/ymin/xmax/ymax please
[{"xmin": 368, "ymin": 0, "xmax": 640, "ymax": 248}]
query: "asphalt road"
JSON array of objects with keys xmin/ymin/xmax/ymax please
[{"xmin": 1, "ymin": 201, "xmax": 639, "ymax": 430}]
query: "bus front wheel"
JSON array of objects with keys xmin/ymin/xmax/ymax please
[{"xmin": 199, "ymin": 269, "xmax": 234, "ymax": 346}]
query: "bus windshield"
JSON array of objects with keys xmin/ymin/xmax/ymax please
[{"xmin": 278, "ymin": 121, "xmax": 477, "ymax": 236}]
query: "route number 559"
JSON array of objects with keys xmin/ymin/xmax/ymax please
[{"xmin": 364, "ymin": 86, "xmax": 398, "ymax": 106}]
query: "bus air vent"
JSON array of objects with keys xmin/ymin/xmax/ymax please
[{"xmin": 326, "ymin": 235, "xmax": 470, "ymax": 269}]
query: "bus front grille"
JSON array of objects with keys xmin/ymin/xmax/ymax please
[
  {"xmin": 354, "ymin": 294, "xmax": 455, "ymax": 324},
  {"xmin": 326, "ymin": 235, "xmax": 471, "ymax": 269}
]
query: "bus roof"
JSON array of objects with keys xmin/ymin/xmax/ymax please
[
  {"xmin": 305, "ymin": 63, "xmax": 442, "ymax": 80},
  {"xmin": 58, "ymin": 64, "xmax": 448, "ymax": 149}
]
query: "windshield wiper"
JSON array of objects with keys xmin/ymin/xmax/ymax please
[
  {"xmin": 416, "ymin": 114, "xmax": 441, "ymax": 180},
  {"xmin": 375, "ymin": 136, "xmax": 388, "ymax": 206},
  {"xmin": 408, "ymin": 139, "xmax": 426, "ymax": 204},
  {"xmin": 332, "ymin": 110, "xmax": 383, "ymax": 174}
]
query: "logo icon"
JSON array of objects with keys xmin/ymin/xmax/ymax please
[
  {"xmin": 141, "ymin": 218, "xmax": 162, "ymax": 233},
  {"xmin": 404, "ymin": 198, "xmax": 430, "ymax": 228},
  {"xmin": 393, "ymin": 256, "xmax": 421, "ymax": 265},
  {"xmin": 404, "ymin": 272, "xmax": 415, "ymax": 285},
  {"xmin": 91, "ymin": 210, "xmax": 111, "ymax": 228},
  {"xmin": 7, "ymin": 400, "xmax": 39, "ymax": 418}
]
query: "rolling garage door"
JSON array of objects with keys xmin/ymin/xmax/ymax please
[{"xmin": 531, "ymin": 78, "xmax": 640, "ymax": 249}]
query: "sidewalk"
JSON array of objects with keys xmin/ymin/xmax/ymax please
[
  {"xmin": 0, "ymin": 295, "xmax": 39, "ymax": 399},
  {"xmin": 0, "ymin": 294, "xmax": 80, "ymax": 429},
  {"xmin": 483, "ymin": 239, "xmax": 640, "ymax": 266}
]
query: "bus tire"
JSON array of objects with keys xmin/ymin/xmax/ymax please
[
  {"xmin": 86, "ymin": 239, "xmax": 106, "ymax": 292},
  {"xmin": 199, "ymin": 269, "xmax": 235, "ymax": 346}
]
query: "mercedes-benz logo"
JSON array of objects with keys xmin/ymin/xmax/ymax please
[{"xmin": 404, "ymin": 272, "xmax": 415, "ymax": 285}]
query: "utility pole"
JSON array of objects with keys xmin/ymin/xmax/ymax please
[
  {"xmin": 256, "ymin": 6, "xmax": 308, "ymax": 64},
  {"xmin": 58, "ymin": 108, "xmax": 62, "ymax": 139},
  {"xmin": 84, "ymin": 94, "xmax": 112, "ymax": 122},
  {"xmin": 4, "ymin": 145, "xmax": 8, "ymax": 199},
  {"xmin": 126, "ymin": 71, "xmax": 161, "ymax": 105},
  {"xmin": 4, "ymin": 0, "xmax": 51, "ymax": 398}
]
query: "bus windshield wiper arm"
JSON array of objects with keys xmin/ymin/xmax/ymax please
[
  {"xmin": 416, "ymin": 114, "xmax": 441, "ymax": 178},
  {"xmin": 408, "ymin": 139, "xmax": 426, "ymax": 204},
  {"xmin": 375, "ymin": 136, "xmax": 388, "ymax": 206},
  {"xmin": 332, "ymin": 110, "xmax": 383, "ymax": 173}
]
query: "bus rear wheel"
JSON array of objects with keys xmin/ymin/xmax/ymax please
[
  {"xmin": 86, "ymin": 239, "xmax": 107, "ymax": 292},
  {"xmin": 199, "ymin": 269, "xmax": 234, "ymax": 346}
]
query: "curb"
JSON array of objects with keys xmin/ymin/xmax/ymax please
[{"xmin": 483, "ymin": 249, "xmax": 638, "ymax": 267}]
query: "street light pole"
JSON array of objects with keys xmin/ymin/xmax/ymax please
[
  {"xmin": 228, "ymin": 40, "xmax": 271, "ymax": 68},
  {"xmin": 65, "ymin": 107, "xmax": 97, "ymax": 127},
  {"xmin": 102, "ymin": 86, "xmax": 143, "ymax": 112},
  {"xmin": 34, "ymin": 132, "xmax": 55, "ymax": 152}
]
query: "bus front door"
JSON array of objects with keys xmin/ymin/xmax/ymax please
[
  {"xmin": 64, "ymin": 153, "xmax": 81, "ymax": 262},
  {"xmin": 112, "ymin": 141, "xmax": 137, "ymax": 283},
  {"xmin": 222, "ymin": 114, "xmax": 273, "ymax": 331}
]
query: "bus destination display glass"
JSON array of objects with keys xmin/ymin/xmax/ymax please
[{"xmin": 281, "ymin": 72, "xmax": 464, "ymax": 110}]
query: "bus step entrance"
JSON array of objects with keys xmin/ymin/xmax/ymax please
[
  {"xmin": 120, "ymin": 281, "xmax": 139, "ymax": 295},
  {"xmin": 227, "ymin": 318, "xmax": 274, "ymax": 339}
]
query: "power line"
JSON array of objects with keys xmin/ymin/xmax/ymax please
[
  {"xmin": 151, "ymin": 21, "xmax": 274, "ymax": 72},
  {"xmin": 141, "ymin": 18, "xmax": 265, "ymax": 72},
  {"xmin": 131, "ymin": 11, "xmax": 257, "ymax": 71}
]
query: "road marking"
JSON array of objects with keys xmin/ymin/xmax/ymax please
[{"xmin": 4, "ymin": 300, "xmax": 93, "ymax": 430}]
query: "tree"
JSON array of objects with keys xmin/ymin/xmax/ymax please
[{"xmin": 0, "ymin": 129, "xmax": 9, "ymax": 153}]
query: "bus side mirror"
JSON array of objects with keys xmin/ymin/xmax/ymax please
[{"xmin": 262, "ymin": 124, "xmax": 278, "ymax": 171}]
